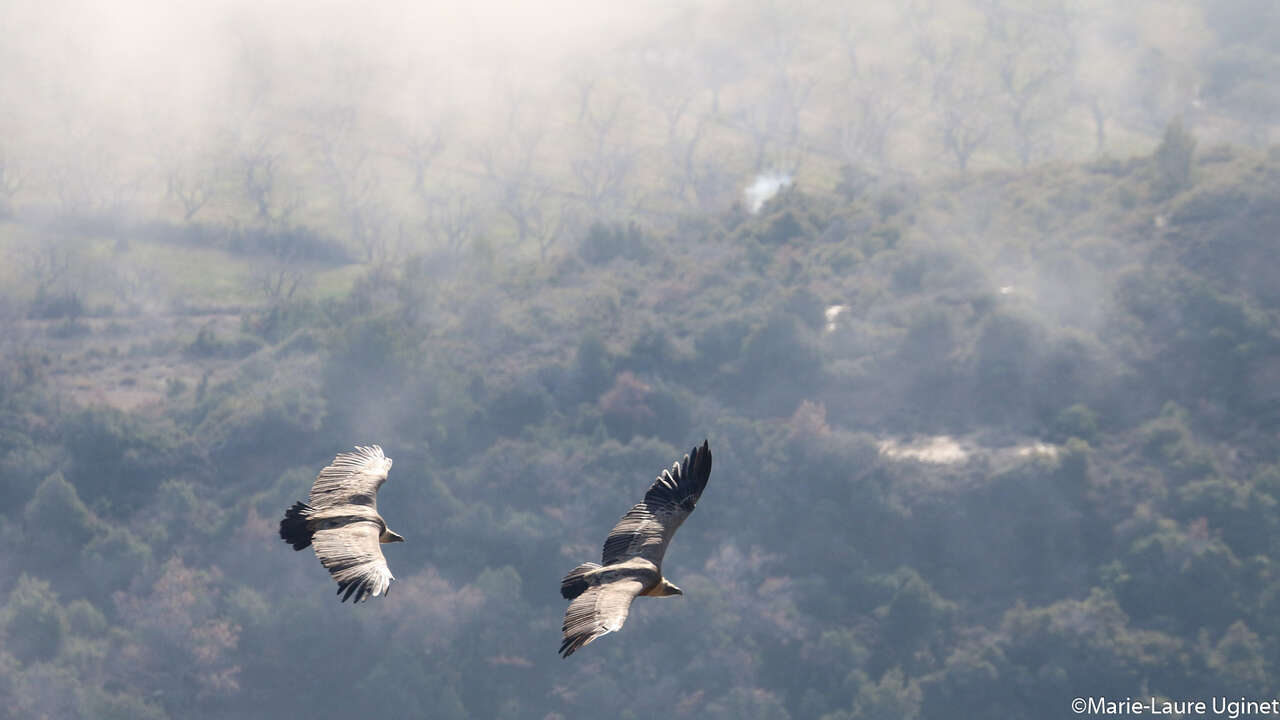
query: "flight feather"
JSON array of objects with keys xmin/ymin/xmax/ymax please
[
  {"xmin": 279, "ymin": 445, "xmax": 401, "ymax": 603},
  {"xmin": 559, "ymin": 440, "xmax": 712, "ymax": 657}
]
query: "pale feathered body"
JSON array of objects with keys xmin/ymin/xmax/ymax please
[
  {"xmin": 559, "ymin": 440, "xmax": 713, "ymax": 657},
  {"xmin": 279, "ymin": 445, "xmax": 403, "ymax": 603}
]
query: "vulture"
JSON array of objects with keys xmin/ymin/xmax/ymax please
[
  {"xmin": 278, "ymin": 445, "xmax": 403, "ymax": 603},
  {"xmin": 559, "ymin": 440, "xmax": 713, "ymax": 657}
]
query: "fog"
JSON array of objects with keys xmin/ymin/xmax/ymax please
[
  {"xmin": 0, "ymin": 0, "xmax": 1240, "ymax": 233},
  {"xmin": 2, "ymin": 0, "xmax": 1279, "ymax": 718}
]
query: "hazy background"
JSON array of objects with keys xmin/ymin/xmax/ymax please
[{"xmin": 1, "ymin": 0, "xmax": 1279, "ymax": 717}]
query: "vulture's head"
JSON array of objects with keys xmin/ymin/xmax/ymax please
[
  {"xmin": 381, "ymin": 529, "xmax": 405, "ymax": 543},
  {"xmin": 658, "ymin": 579, "xmax": 683, "ymax": 597}
]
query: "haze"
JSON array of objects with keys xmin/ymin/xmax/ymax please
[{"xmin": 2, "ymin": 0, "xmax": 1278, "ymax": 718}]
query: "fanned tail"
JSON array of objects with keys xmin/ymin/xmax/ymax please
[
  {"xmin": 279, "ymin": 501, "xmax": 314, "ymax": 550},
  {"xmin": 560, "ymin": 562, "xmax": 601, "ymax": 600}
]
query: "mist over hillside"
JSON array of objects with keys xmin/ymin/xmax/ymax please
[{"xmin": 2, "ymin": 1, "xmax": 1279, "ymax": 718}]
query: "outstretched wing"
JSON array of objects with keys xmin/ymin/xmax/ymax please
[
  {"xmin": 601, "ymin": 440, "xmax": 712, "ymax": 567},
  {"xmin": 559, "ymin": 577, "xmax": 645, "ymax": 657},
  {"xmin": 308, "ymin": 445, "xmax": 393, "ymax": 510},
  {"xmin": 311, "ymin": 519, "xmax": 395, "ymax": 603}
]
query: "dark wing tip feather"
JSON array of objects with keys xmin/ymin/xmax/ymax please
[
  {"xmin": 644, "ymin": 439, "xmax": 713, "ymax": 511},
  {"xmin": 559, "ymin": 631, "xmax": 597, "ymax": 658},
  {"xmin": 689, "ymin": 439, "xmax": 712, "ymax": 490},
  {"xmin": 680, "ymin": 438, "xmax": 712, "ymax": 506},
  {"xmin": 338, "ymin": 578, "xmax": 367, "ymax": 603},
  {"xmin": 334, "ymin": 570, "xmax": 394, "ymax": 604}
]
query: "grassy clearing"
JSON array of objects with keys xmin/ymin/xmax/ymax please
[
  {"xmin": 0, "ymin": 221, "xmax": 368, "ymax": 314},
  {"xmin": 124, "ymin": 238, "xmax": 261, "ymax": 308}
]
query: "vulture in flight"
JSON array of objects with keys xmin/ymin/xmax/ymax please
[
  {"xmin": 559, "ymin": 440, "xmax": 713, "ymax": 657},
  {"xmin": 278, "ymin": 445, "xmax": 403, "ymax": 603}
]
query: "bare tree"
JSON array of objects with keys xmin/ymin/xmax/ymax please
[
  {"xmin": 310, "ymin": 102, "xmax": 390, "ymax": 263},
  {"xmin": 900, "ymin": 0, "xmax": 955, "ymax": 108},
  {"xmin": 423, "ymin": 184, "xmax": 480, "ymax": 259},
  {"xmin": 383, "ymin": 59, "xmax": 454, "ymax": 203},
  {"xmin": 570, "ymin": 70, "xmax": 599, "ymax": 128},
  {"xmin": 343, "ymin": 186, "xmax": 391, "ymax": 266},
  {"xmin": 258, "ymin": 262, "xmax": 302, "ymax": 304},
  {"xmin": 570, "ymin": 83, "xmax": 637, "ymax": 218},
  {"xmin": 165, "ymin": 165, "xmax": 215, "ymax": 223},
  {"xmin": 1068, "ymin": 4, "xmax": 1126, "ymax": 155},
  {"xmin": 939, "ymin": 102, "xmax": 992, "ymax": 172},
  {"xmin": 1081, "ymin": 92, "xmax": 1110, "ymax": 155},
  {"xmin": 240, "ymin": 142, "xmax": 299, "ymax": 230},
  {"xmin": 24, "ymin": 236, "xmax": 78, "ymax": 298},
  {"xmin": 979, "ymin": 0, "xmax": 1076, "ymax": 168},
  {"xmin": 836, "ymin": 3, "xmax": 863, "ymax": 81},
  {"xmin": 935, "ymin": 69, "xmax": 994, "ymax": 172},
  {"xmin": 694, "ymin": 40, "xmax": 743, "ymax": 117},
  {"xmin": 0, "ymin": 148, "xmax": 23, "ymax": 217},
  {"xmin": 526, "ymin": 196, "xmax": 580, "ymax": 263},
  {"xmin": 835, "ymin": 67, "xmax": 908, "ymax": 168},
  {"xmin": 475, "ymin": 95, "xmax": 550, "ymax": 248},
  {"xmin": 772, "ymin": 69, "xmax": 816, "ymax": 170},
  {"xmin": 21, "ymin": 232, "xmax": 91, "ymax": 317},
  {"xmin": 230, "ymin": 131, "xmax": 309, "ymax": 305},
  {"xmin": 1130, "ymin": 48, "xmax": 1203, "ymax": 136},
  {"xmin": 48, "ymin": 140, "xmax": 141, "ymax": 225},
  {"xmin": 923, "ymin": 39, "xmax": 996, "ymax": 173},
  {"xmin": 403, "ymin": 109, "xmax": 450, "ymax": 195},
  {"xmin": 663, "ymin": 110, "xmax": 713, "ymax": 209},
  {"xmin": 571, "ymin": 147, "xmax": 634, "ymax": 220},
  {"xmin": 742, "ymin": 0, "xmax": 806, "ymax": 67},
  {"xmin": 630, "ymin": 44, "xmax": 733, "ymax": 213},
  {"xmin": 249, "ymin": 226, "xmax": 310, "ymax": 305},
  {"xmin": 105, "ymin": 255, "xmax": 152, "ymax": 312},
  {"xmin": 733, "ymin": 103, "xmax": 780, "ymax": 174},
  {"xmin": 731, "ymin": 68, "xmax": 815, "ymax": 174}
]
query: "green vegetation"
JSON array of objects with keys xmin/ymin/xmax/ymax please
[
  {"xmin": 1, "ymin": 133, "xmax": 1277, "ymax": 717},
  {"xmin": 3, "ymin": 0, "xmax": 1280, "ymax": 716}
]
